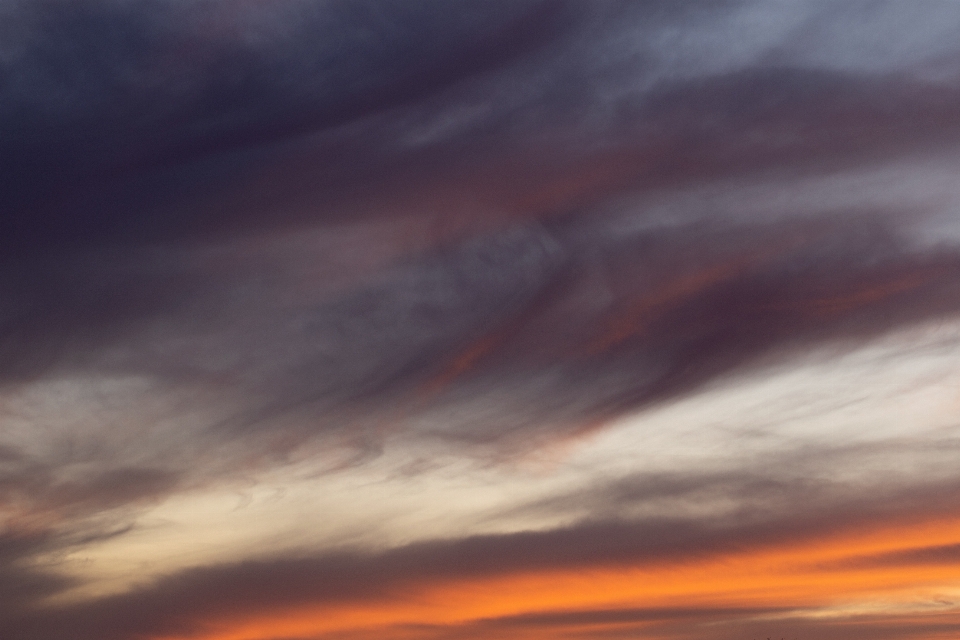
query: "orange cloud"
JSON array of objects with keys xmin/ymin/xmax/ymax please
[{"xmin": 149, "ymin": 513, "xmax": 960, "ymax": 640}]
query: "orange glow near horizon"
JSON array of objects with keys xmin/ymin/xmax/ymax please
[{"xmin": 150, "ymin": 513, "xmax": 960, "ymax": 640}]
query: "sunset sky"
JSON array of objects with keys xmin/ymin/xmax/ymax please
[{"xmin": 6, "ymin": 2, "xmax": 960, "ymax": 639}]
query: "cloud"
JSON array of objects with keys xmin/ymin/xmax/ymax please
[
  {"xmin": 0, "ymin": 490, "xmax": 951, "ymax": 639},
  {"xmin": 8, "ymin": 188, "xmax": 960, "ymax": 454},
  {"xmin": 5, "ymin": 2, "xmax": 960, "ymax": 639},
  {"xmin": 6, "ymin": 436, "xmax": 960, "ymax": 639},
  {"xmin": 832, "ymin": 543, "xmax": 960, "ymax": 570},
  {"xmin": 0, "ymin": 0, "xmax": 557, "ymax": 179},
  {"xmin": 446, "ymin": 610, "xmax": 960, "ymax": 640},
  {"xmin": 0, "ymin": 531, "xmax": 71, "ymax": 623}
]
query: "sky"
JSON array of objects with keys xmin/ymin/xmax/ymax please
[{"xmin": 5, "ymin": 1, "xmax": 960, "ymax": 639}]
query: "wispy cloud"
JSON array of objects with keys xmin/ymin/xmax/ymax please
[{"xmin": 5, "ymin": 2, "xmax": 960, "ymax": 639}]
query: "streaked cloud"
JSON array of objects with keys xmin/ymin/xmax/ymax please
[{"xmin": 5, "ymin": 2, "xmax": 960, "ymax": 639}]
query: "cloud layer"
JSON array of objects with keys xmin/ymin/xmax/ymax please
[{"xmin": 5, "ymin": 2, "xmax": 960, "ymax": 639}]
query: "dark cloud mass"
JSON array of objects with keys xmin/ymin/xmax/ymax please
[
  {"xmin": 0, "ymin": 0, "xmax": 554, "ymax": 184},
  {"xmin": 5, "ymin": 1, "xmax": 960, "ymax": 639}
]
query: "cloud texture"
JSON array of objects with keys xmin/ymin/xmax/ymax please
[{"xmin": 5, "ymin": 1, "xmax": 960, "ymax": 639}]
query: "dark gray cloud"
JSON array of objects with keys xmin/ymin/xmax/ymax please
[
  {"xmin": 0, "ymin": 531, "xmax": 71, "ymax": 622},
  {"xmin": 0, "ymin": 460, "xmax": 177, "ymax": 516},
  {"xmin": 0, "ymin": 449, "xmax": 179, "ymax": 621},
  {"xmin": 9, "ymin": 200, "xmax": 959, "ymax": 461},
  {"xmin": 0, "ymin": 0, "xmax": 557, "ymax": 191},
  {"xmin": 0, "ymin": 0, "xmax": 567, "ymax": 263}
]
